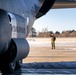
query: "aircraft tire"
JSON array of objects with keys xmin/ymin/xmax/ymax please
[
  {"xmin": 15, "ymin": 60, "xmax": 22, "ymax": 70},
  {"xmin": 0, "ymin": 63, "xmax": 16, "ymax": 74}
]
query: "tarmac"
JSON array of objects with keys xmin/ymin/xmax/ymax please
[
  {"xmin": 1, "ymin": 38, "xmax": 76, "ymax": 75},
  {"xmin": 1, "ymin": 62, "xmax": 76, "ymax": 75}
]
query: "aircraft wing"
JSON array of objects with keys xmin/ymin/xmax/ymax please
[
  {"xmin": 36, "ymin": 0, "xmax": 55, "ymax": 18},
  {"xmin": 36, "ymin": 0, "xmax": 76, "ymax": 18},
  {"xmin": 52, "ymin": 0, "xmax": 76, "ymax": 9}
]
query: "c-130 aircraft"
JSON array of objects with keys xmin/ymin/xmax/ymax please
[{"xmin": 0, "ymin": 0, "xmax": 76, "ymax": 74}]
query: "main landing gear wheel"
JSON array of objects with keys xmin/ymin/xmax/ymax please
[
  {"xmin": 0, "ymin": 63, "xmax": 16, "ymax": 74},
  {"xmin": 15, "ymin": 60, "xmax": 22, "ymax": 70},
  {"xmin": 0, "ymin": 40, "xmax": 16, "ymax": 74},
  {"xmin": 0, "ymin": 60, "xmax": 22, "ymax": 74}
]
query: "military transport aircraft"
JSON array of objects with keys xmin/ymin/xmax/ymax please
[{"xmin": 0, "ymin": 0, "xmax": 76, "ymax": 74}]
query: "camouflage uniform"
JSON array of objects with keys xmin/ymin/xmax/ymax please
[{"xmin": 51, "ymin": 35, "xmax": 56, "ymax": 49}]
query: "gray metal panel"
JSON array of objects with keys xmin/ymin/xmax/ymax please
[
  {"xmin": 0, "ymin": 0, "xmax": 41, "ymax": 18},
  {"xmin": 0, "ymin": 9, "xmax": 11, "ymax": 53},
  {"xmin": 0, "ymin": 0, "xmax": 28, "ymax": 18},
  {"xmin": 0, "ymin": 0, "xmax": 42, "ymax": 36}
]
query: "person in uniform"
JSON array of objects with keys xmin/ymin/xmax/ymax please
[{"xmin": 51, "ymin": 33, "xmax": 56, "ymax": 49}]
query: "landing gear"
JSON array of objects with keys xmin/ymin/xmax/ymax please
[
  {"xmin": 15, "ymin": 60, "xmax": 22, "ymax": 70},
  {"xmin": 0, "ymin": 63, "xmax": 16, "ymax": 74},
  {"xmin": 0, "ymin": 9, "xmax": 29, "ymax": 74},
  {"xmin": 0, "ymin": 60, "xmax": 22, "ymax": 74},
  {"xmin": 0, "ymin": 40, "xmax": 22, "ymax": 74}
]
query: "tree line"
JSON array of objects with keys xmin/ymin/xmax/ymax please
[
  {"xmin": 37, "ymin": 30, "xmax": 76, "ymax": 37},
  {"xmin": 28, "ymin": 27, "xmax": 76, "ymax": 37}
]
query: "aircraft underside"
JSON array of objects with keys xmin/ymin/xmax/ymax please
[
  {"xmin": 0, "ymin": 9, "xmax": 29, "ymax": 74},
  {"xmin": 0, "ymin": 0, "xmax": 56, "ymax": 74}
]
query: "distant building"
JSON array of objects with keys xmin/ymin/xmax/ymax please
[{"xmin": 29, "ymin": 27, "xmax": 36, "ymax": 37}]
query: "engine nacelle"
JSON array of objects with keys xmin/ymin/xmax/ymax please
[{"xmin": 10, "ymin": 38, "xmax": 29, "ymax": 62}]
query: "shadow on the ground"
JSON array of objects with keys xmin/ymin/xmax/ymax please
[{"xmin": 23, "ymin": 62, "xmax": 76, "ymax": 69}]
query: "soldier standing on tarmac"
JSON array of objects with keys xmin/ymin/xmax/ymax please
[{"xmin": 50, "ymin": 33, "xmax": 56, "ymax": 49}]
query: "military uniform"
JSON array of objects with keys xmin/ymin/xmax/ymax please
[{"xmin": 51, "ymin": 35, "xmax": 56, "ymax": 49}]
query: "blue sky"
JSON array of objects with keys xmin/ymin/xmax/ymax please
[{"xmin": 33, "ymin": 8, "xmax": 76, "ymax": 33}]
